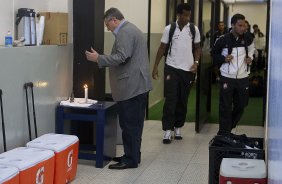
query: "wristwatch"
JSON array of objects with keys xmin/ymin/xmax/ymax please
[{"xmin": 194, "ymin": 60, "xmax": 199, "ymax": 65}]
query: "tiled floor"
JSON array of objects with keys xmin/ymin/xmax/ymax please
[{"xmin": 71, "ymin": 120, "xmax": 264, "ymax": 184}]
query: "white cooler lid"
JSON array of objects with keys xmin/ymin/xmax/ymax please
[
  {"xmin": 0, "ymin": 164, "xmax": 19, "ymax": 183},
  {"xmin": 0, "ymin": 147, "xmax": 54, "ymax": 171},
  {"xmin": 220, "ymin": 158, "xmax": 266, "ymax": 179},
  {"xmin": 26, "ymin": 133, "xmax": 79, "ymax": 153}
]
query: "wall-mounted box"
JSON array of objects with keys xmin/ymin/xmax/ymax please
[{"xmin": 40, "ymin": 12, "xmax": 68, "ymax": 45}]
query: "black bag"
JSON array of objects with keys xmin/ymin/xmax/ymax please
[
  {"xmin": 213, "ymin": 134, "xmax": 260, "ymax": 150},
  {"xmin": 249, "ymin": 75, "xmax": 264, "ymax": 97},
  {"xmin": 213, "ymin": 135, "xmax": 245, "ymax": 149}
]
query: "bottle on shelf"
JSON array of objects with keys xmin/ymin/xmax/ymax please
[{"xmin": 5, "ymin": 30, "xmax": 13, "ymax": 47}]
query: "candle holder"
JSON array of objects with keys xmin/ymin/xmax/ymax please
[{"xmin": 69, "ymin": 90, "xmax": 74, "ymax": 103}]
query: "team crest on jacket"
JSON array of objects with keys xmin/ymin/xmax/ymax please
[
  {"xmin": 223, "ymin": 83, "xmax": 228, "ymax": 89},
  {"xmin": 166, "ymin": 75, "xmax": 171, "ymax": 80}
]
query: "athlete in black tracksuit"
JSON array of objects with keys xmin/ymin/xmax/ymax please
[{"xmin": 212, "ymin": 14, "xmax": 255, "ymax": 135}]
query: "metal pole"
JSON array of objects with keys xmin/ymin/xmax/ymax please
[
  {"xmin": 0, "ymin": 89, "xmax": 7, "ymax": 152},
  {"xmin": 24, "ymin": 83, "xmax": 32, "ymax": 141}
]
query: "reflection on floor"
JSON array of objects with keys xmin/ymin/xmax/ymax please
[{"xmin": 72, "ymin": 120, "xmax": 264, "ymax": 184}]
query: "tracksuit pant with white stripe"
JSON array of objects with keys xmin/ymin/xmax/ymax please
[
  {"xmin": 162, "ymin": 64, "xmax": 195, "ymax": 131},
  {"xmin": 218, "ymin": 76, "xmax": 249, "ymax": 135}
]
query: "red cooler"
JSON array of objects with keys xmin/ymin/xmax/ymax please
[
  {"xmin": 220, "ymin": 158, "xmax": 267, "ymax": 184},
  {"xmin": 0, "ymin": 164, "xmax": 19, "ymax": 184},
  {"xmin": 0, "ymin": 147, "xmax": 55, "ymax": 184},
  {"xmin": 26, "ymin": 133, "xmax": 79, "ymax": 183}
]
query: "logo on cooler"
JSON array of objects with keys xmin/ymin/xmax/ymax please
[
  {"xmin": 36, "ymin": 166, "xmax": 44, "ymax": 184},
  {"xmin": 67, "ymin": 150, "xmax": 74, "ymax": 171}
]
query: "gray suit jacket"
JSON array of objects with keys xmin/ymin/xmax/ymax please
[{"xmin": 98, "ymin": 21, "xmax": 152, "ymax": 101}]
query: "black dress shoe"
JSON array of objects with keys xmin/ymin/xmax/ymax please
[
  {"xmin": 108, "ymin": 162, "xmax": 138, "ymax": 170},
  {"xmin": 112, "ymin": 156, "xmax": 141, "ymax": 164},
  {"xmin": 112, "ymin": 156, "xmax": 122, "ymax": 162}
]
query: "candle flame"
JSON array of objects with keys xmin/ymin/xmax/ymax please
[{"xmin": 84, "ymin": 84, "xmax": 88, "ymax": 88}]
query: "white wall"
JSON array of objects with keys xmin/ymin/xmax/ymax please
[
  {"xmin": 0, "ymin": 0, "xmax": 14, "ymax": 46},
  {"xmin": 149, "ymin": 0, "xmax": 166, "ymax": 107},
  {"xmin": 203, "ymin": 2, "xmax": 212, "ymax": 21},
  {"xmin": 0, "ymin": 45, "xmax": 73, "ymax": 151},
  {"xmin": 14, "ymin": 0, "xmax": 68, "ymax": 12},
  {"xmin": 194, "ymin": 0, "xmax": 199, "ymax": 26},
  {"xmin": 228, "ymin": 3, "xmax": 267, "ymax": 33},
  {"xmin": 0, "ymin": 0, "xmax": 70, "ymax": 46},
  {"xmin": 0, "ymin": 0, "xmax": 73, "ymax": 151},
  {"xmin": 203, "ymin": 2, "xmax": 212, "ymax": 34},
  {"xmin": 105, "ymin": 0, "xmax": 148, "ymax": 33},
  {"xmin": 220, "ymin": 2, "xmax": 224, "ymax": 21},
  {"xmin": 151, "ymin": 0, "xmax": 166, "ymax": 33}
]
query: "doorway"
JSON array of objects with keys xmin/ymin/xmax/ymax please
[{"xmin": 148, "ymin": 0, "xmax": 209, "ymax": 133}]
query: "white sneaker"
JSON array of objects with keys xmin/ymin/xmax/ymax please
[
  {"xmin": 174, "ymin": 128, "xmax": 182, "ymax": 140},
  {"xmin": 163, "ymin": 130, "xmax": 172, "ymax": 144}
]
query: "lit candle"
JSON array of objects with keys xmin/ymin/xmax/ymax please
[{"xmin": 84, "ymin": 84, "xmax": 88, "ymax": 103}]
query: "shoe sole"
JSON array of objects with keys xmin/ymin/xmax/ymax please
[
  {"xmin": 108, "ymin": 165, "xmax": 138, "ymax": 169},
  {"xmin": 112, "ymin": 157, "xmax": 141, "ymax": 164},
  {"xmin": 174, "ymin": 136, "xmax": 182, "ymax": 140},
  {"xmin": 163, "ymin": 139, "xmax": 172, "ymax": 144}
]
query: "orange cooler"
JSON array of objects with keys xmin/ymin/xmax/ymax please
[
  {"xmin": 0, "ymin": 147, "xmax": 54, "ymax": 184},
  {"xmin": 0, "ymin": 164, "xmax": 19, "ymax": 184},
  {"xmin": 26, "ymin": 133, "xmax": 79, "ymax": 183}
]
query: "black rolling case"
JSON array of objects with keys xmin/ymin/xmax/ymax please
[{"xmin": 24, "ymin": 82, "xmax": 38, "ymax": 141}]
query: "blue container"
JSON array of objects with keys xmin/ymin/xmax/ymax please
[{"xmin": 5, "ymin": 31, "xmax": 13, "ymax": 47}]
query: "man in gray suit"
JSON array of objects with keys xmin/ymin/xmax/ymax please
[{"xmin": 85, "ymin": 8, "xmax": 152, "ymax": 169}]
